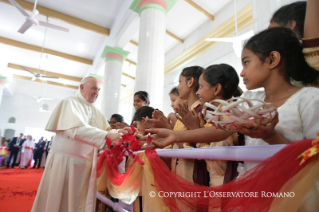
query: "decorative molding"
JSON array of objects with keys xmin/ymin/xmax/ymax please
[
  {"xmin": 13, "ymin": 74, "xmax": 78, "ymax": 90},
  {"xmin": 165, "ymin": 4, "xmax": 253, "ymax": 76},
  {"xmin": 8, "ymin": 63, "xmax": 82, "ymax": 82},
  {"xmin": 0, "ymin": 0, "xmax": 110, "ymax": 36},
  {"xmin": 129, "ymin": 40, "xmax": 139, "ymax": 46},
  {"xmin": 0, "ymin": 75, "xmax": 8, "ymax": 85},
  {"xmin": 125, "ymin": 59, "xmax": 137, "ymax": 66},
  {"xmin": 101, "ymin": 46, "xmax": 130, "ymax": 63},
  {"xmin": 185, "ymin": 0, "xmax": 214, "ymax": 21},
  {"xmin": 122, "ymin": 72, "xmax": 135, "ymax": 80},
  {"xmin": 0, "ymin": 37, "xmax": 93, "ymax": 65},
  {"xmin": 130, "ymin": 0, "xmax": 178, "ymax": 14},
  {"xmin": 166, "ymin": 30, "xmax": 184, "ymax": 43}
]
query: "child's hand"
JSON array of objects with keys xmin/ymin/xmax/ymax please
[
  {"xmin": 144, "ymin": 110, "xmax": 172, "ymax": 129},
  {"xmin": 236, "ymin": 113, "xmax": 279, "ymax": 143},
  {"xmin": 176, "ymin": 102, "xmax": 201, "ymax": 130}
]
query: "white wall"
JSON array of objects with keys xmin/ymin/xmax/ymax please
[
  {"xmin": 161, "ymin": 0, "xmax": 302, "ymax": 116},
  {"xmin": 0, "ymin": 93, "xmax": 61, "ymax": 139}
]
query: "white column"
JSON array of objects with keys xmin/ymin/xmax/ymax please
[
  {"xmin": 0, "ymin": 48, "xmax": 8, "ymax": 107},
  {"xmin": 0, "ymin": 83, "xmax": 4, "ymax": 107},
  {"xmin": 135, "ymin": 8, "xmax": 166, "ymax": 109},
  {"xmin": 130, "ymin": 0, "xmax": 177, "ymax": 110},
  {"xmin": 99, "ymin": 46, "xmax": 130, "ymax": 120},
  {"xmin": 101, "ymin": 60, "xmax": 123, "ymax": 120}
]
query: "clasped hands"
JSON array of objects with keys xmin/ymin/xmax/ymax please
[{"xmin": 175, "ymin": 101, "xmax": 205, "ymax": 130}]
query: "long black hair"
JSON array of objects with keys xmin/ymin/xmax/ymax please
[
  {"xmin": 244, "ymin": 27, "xmax": 318, "ymax": 84},
  {"xmin": 133, "ymin": 106, "xmax": 155, "ymax": 121},
  {"xmin": 169, "ymin": 87, "xmax": 179, "ymax": 96},
  {"xmin": 110, "ymin": 114, "xmax": 124, "ymax": 122},
  {"xmin": 180, "ymin": 66, "xmax": 204, "ymax": 92},
  {"xmin": 203, "ymin": 64, "xmax": 240, "ymax": 99},
  {"xmin": 270, "ymin": 1, "xmax": 306, "ymax": 38},
  {"xmin": 134, "ymin": 91, "xmax": 150, "ymax": 105}
]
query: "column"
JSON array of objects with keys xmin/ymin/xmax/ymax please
[
  {"xmin": 0, "ymin": 76, "xmax": 8, "ymax": 106},
  {"xmin": 130, "ymin": 0, "xmax": 178, "ymax": 109},
  {"xmin": 99, "ymin": 46, "xmax": 130, "ymax": 120},
  {"xmin": 0, "ymin": 48, "xmax": 8, "ymax": 107}
]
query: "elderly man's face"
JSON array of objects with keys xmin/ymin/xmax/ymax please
[{"xmin": 80, "ymin": 78, "xmax": 101, "ymax": 103}]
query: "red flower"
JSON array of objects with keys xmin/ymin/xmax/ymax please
[
  {"xmin": 102, "ymin": 131, "xmax": 144, "ymax": 167},
  {"xmin": 147, "ymin": 135, "xmax": 153, "ymax": 145},
  {"xmin": 130, "ymin": 125, "xmax": 137, "ymax": 132}
]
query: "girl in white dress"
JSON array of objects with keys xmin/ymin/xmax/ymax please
[
  {"xmin": 235, "ymin": 27, "xmax": 319, "ymax": 173},
  {"xmin": 20, "ymin": 135, "xmax": 35, "ymax": 169},
  {"xmin": 147, "ymin": 27, "xmax": 319, "ymax": 171}
]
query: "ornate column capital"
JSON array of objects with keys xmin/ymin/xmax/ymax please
[
  {"xmin": 0, "ymin": 76, "xmax": 8, "ymax": 85},
  {"xmin": 100, "ymin": 46, "xmax": 130, "ymax": 64},
  {"xmin": 130, "ymin": 0, "xmax": 178, "ymax": 15}
]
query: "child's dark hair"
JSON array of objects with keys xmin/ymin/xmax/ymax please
[
  {"xmin": 203, "ymin": 64, "xmax": 240, "ymax": 99},
  {"xmin": 270, "ymin": 1, "xmax": 306, "ymax": 38},
  {"xmin": 133, "ymin": 106, "xmax": 155, "ymax": 121},
  {"xmin": 181, "ymin": 66, "xmax": 204, "ymax": 91},
  {"xmin": 244, "ymin": 27, "xmax": 318, "ymax": 84},
  {"xmin": 134, "ymin": 91, "xmax": 150, "ymax": 105},
  {"xmin": 110, "ymin": 114, "xmax": 124, "ymax": 123},
  {"xmin": 169, "ymin": 87, "xmax": 179, "ymax": 96}
]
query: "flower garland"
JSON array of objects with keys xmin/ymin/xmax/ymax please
[{"xmin": 101, "ymin": 126, "xmax": 147, "ymax": 167}]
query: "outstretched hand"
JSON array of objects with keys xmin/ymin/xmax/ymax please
[
  {"xmin": 106, "ymin": 133, "xmax": 122, "ymax": 145},
  {"xmin": 145, "ymin": 128, "xmax": 176, "ymax": 148}
]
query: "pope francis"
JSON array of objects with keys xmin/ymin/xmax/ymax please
[{"xmin": 31, "ymin": 76, "xmax": 121, "ymax": 212}]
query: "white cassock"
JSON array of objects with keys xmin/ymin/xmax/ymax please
[
  {"xmin": 32, "ymin": 93, "xmax": 114, "ymax": 212},
  {"xmin": 20, "ymin": 139, "xmax": 34, "ymax": 168}
]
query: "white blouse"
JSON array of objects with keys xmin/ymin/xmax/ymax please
[{"xmin": 240, "ymin": 87, "xmax": 319, "ymax": 171}]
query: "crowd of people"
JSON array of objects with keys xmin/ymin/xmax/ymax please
[
  {"xmin": 1, "ymin": 0, "xmax": 315, "ymax": 211},
  {"xmin": 96, "ymin": 1, "xmax": 319, "ymax": 211},
  {"xmin": 0, "ymin": 134, "xmax": 54, "ymax": 169}
]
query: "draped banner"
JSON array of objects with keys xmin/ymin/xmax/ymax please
[
  {"xmin": 140, "ymin": 144, "xmax": 286, "ymax": 161},
  {"xmin": 97, "ymin": 139, "xmax": 319, "ymax": 211}
]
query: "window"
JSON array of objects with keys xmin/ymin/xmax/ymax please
[{"xmin": 8, "ymin": 117, "xmax": 16, "ymax": 123}]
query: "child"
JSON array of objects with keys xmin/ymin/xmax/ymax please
[
  {"xmin": 196, "ymin": 64, "xmax": 241, "ymax": 186},
  {"xmin": 237, "ymin": 27, "xmax": 319, "ymax": 173},
  {"xmin": 168, "ymin": 87, "xmax": 183, "ymax": 127},
  {"xmin": 133, "ymin": 106, "xmax": 155, "ymax": 136},
  {"xmin": 147, "ymin": 27, "xmax": 319, "ymax": 175},
  {"xmin": 133, "ymin": 91, "xmax": 150, "ymax": 111}
]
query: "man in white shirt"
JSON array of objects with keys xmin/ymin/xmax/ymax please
[{"xmin": 32, "ymin": 76, "xmax": 121, "ymax": 212}]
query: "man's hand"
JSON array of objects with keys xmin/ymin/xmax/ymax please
[
  {"xmin": 106, "ymin": 133, "xmax": 122, "ymax": 145},
  {"xmin": 145, "ymin": 128, "xmax": 176, "ymax": 148}
]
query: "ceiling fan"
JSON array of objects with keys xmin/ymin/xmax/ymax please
[
  {"xmin": 205, "ymin": 0, "xmax": 254, "ymax": 57},
  {"xmin": 32, "ymin": 95, "xmax": 54, "ymax": 102},
  {"xmin": 19, "ymin": 65, "xmax": 59, "ymax": 81},
  {"xmin": 9, "ymin": 0, "xmax": 69, "ymax": 34}
]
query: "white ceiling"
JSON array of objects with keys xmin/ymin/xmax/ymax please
[{"xmin": 0, "ymin": 0, "xmax": 233, "ymax": 101}]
